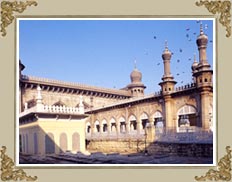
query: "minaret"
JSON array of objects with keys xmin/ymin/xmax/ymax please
[
  {"xmin": 127, "ymin": 60, "xmax": 146, "ymax": 97},
  {"xmin": 159, "ymin": 41, "xmax": 177, "ymax": 94},
  {"xmin": 159, "ymin": 41, "xmax": 176, "ymax": 129},
  {"xmin": 191, "ymin": 53, "xmax": 198, "ymax": 83},
  {"xmin": 193, "ymin": 23, "xmax": 213, "ymax": 130}
]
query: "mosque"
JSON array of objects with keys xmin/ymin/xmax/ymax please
[{"xmin": 19, "ymin": 24, "xmax": 213, "ymax": 156}]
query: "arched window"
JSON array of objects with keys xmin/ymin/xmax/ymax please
[
  {"xmin": 177, "ymin": 105, "xmax": 197, "ymax": 127},
  {"xmin": 119, "ymin": 116, "xmax": 126, "ymax": 133},
  {"xmin": 102, "ymin": 119, "xmax": 108, "ymax": 133},
  {"xmin": 140, "ymin": 112, "xmax": 149, "ymax": 129},
  {"xmin": 129, "ymin": 115, "xmax": 137, "ymax": 131},
  {"xmin": 153, "ymin": 111, "xmax": 163, "ymax": 128},
  {"xmin": 110, "ymin": 118, "xmax": 117, "ymax": 133}
]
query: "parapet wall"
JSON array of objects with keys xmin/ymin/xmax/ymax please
[{"xmin": 86, "ymin": 139, "xmax": 213, "ymax": 157}]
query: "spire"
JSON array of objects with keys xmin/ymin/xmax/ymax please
[
  {"xmin": 165, "ymin": 40, "xmax": 168, "ymax": 50},
  {"xmin": 159, "ymin": 41, "xmax": 176, "ymax": 93},
  {"xmin": 197, "ymin": 22, "xmax": 209, "ymax": 66},
  {"xmin": 36, "ymin": 85, "xmax": 42, "ymax": 104},
  {"xmin": 162, "ymin": 40, "xmax": 172, "ymax": 79},
  {"xmin": 191, "ymin": 53, "xmax": 198, "ymax": 72},
  {"xmin": 200, "ymin": 21, "xmax": 204, "ymax": 35},
  {"xmin": 134, "ymin": 59, "xmax": 137, "ymax": 69}
]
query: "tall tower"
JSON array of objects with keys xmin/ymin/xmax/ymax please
[
  {"xmin": 159, "ymin": 41, "xmax": 177, "ymax": 94},
  {"xmin": 159, "ymin": 41, "xmax": 176, "ymax": 129},
  {"xmin": 127, "ymin": 61, "xmax": 146, "ymax": 97},
  {"xmin": 193, "ymin": 23, "xmax": 213, "ymax": 130}
]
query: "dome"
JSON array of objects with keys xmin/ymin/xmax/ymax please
[
  {"xmin": 191, "ymin": 61, "xmax": 198, "ymax": 71},
  {"xmin": 191, "ymin": 54, "xmax": 198, "ymax": 71},
  {"xmin": 196, "ymin": 24, "xmax": 208, "ymax": 47},
  {"xmin": 130, "ymin": 68, "xmax": 142, "ymax": 83},
  {"xmin": 162, "ymin": 41, "xmax": 172, "ymax": 60}
]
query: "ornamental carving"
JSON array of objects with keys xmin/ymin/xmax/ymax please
[
  {"xmin": 1, "ymin": 0, "xmax": 37, "ymax": 37},
  {"xmin": 195, "ymin": 146, "xmax": 232, "ymax": 181},
  {"xmin": 0, "ymin": 146, "xmax": 37, "ymax": 181},
  {"xmin": 196, "ymin": 0, "xmax": 231, "ymax": 37}
]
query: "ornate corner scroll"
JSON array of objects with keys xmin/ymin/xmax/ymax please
[
  {"xmin": 195, "ymin": 146, "xmax": 232, "ymax": 181},
  {"xmin": 196, "ymin": 0, "xmax": 231, "ymax": 38},
  {"xmin": 0, "ymin": 0, "xmax": 37, "ymax": 37},
  {"xmin": 0, "ymin": 146, "xmax": 37, "ymax": 181}
]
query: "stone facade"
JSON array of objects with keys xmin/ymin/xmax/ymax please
[{"xmin": 19, "ymin": 25, "xmax": 213, "ymax": 157}]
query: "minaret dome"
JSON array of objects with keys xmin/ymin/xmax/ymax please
[
  {"xmin": 130, "ymin": 68, "xmax": 142, "ymax": 83},
  {"xmin": 162, "ymin": 40, "xmax": 172, "ymax": 60},
  {"xmin": 196, "ymin": 23, "xmax": 208, "ymax": 48}
]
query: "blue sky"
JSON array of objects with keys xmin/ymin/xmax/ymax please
[{"xmin": 18, "ymin": 18, "xmax": 214, "ymax": 94}]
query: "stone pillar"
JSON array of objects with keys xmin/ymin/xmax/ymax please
[
  {"xmin": 200, "ymin": 90, "xmax": 210, "ymax": 129},
  {"xmin": 136, "ymin": 119, "xmax": 141, "ymax": 134},
  {"xmin": 146, "ymin": 124, "xmax": 155, "ymax": 142},
  {"xmin": 164, "ymin": 95, "xmax": 175, "ymax": 129},
  {"xmin": 100, "ymin": 123, "xmax": 103, "ymax": 134}
]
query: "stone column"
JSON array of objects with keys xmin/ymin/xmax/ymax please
[
  {"xmin": 200, "ymin": 90, "xmax": 210, "ymax": 129},
  {"xmin": 164, "ymin": 95, "xmax": 175, "ymax": 129},
  {"xmin": 146, "ymin": 124, "xmax": 155, "ymax": 142}
]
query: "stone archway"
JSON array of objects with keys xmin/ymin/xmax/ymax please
[
  {"xmin": 119, "ymin": 116, "xmax": 126, "ymax": 133},
  {"xmin": 86, "ymin": 122, "xmax": 91, "ymax": 133},
  {"xmin": 110, "ymin": 117, "xmax": 117, "ymax": 133},
  {"xmin": 128, "ymin": 114, "xmax": 137, "ymax": 132},
  {"xmin": 177, "ymin": 105, "xmax": 197, "ymax": 132},
  {"xmin": 102, "ymin": 119, "xmax": 108, "ymax": 133},
  {"xmin": 94, "ymin": 120, "xmax": 100, "ymax": 133},
  {"xmin": 140, "ymin": 112, "xmax": 149, "ymax": 130}
]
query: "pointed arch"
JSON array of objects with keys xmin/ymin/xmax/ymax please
[
  {"xmin": 110, "ymin": 117, "xmax": 117, "ymax": 133},
  {"xmin": 128, "ymin": 114, "xmax": 137, "ymax": 131},
  {"xmin": 94, "ymin": 120, "xmax": 100, "ymax": 133},
  {"xmin": 153, "ymin": 110, "xmax": 164, "ymax": 127},
  {"xmin": 86, "ymin": 122, "xmax": 91, "ymax": 133},
  {"xmin": 119, "ymin": 116, "xmax": 126, "ymax": 133},
  {"xmin": 177, "ymin": 105, "xmax": 197, "ymax": 128},
  {"xmin": 101, "ymin": 119, "xmax": 108, "ymax": 133},
  {"xmin": 140, "ymin": 112, "xmax": 149, "ymax": 129}
]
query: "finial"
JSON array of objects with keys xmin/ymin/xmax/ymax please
[
  {"xmin": 36, "ymin": 85, "xmax": 42, "ymax": 104},
  {"xmin": 200, "ymin": 21, "xmax": 204, "ymax": 35},
  {"xmin": 134, "ymin": 59, "xmax": 137, "ymax": 69},
  {"xmin": 165, "ymin": 40, "xmax": 168, "ymax": 50}
]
